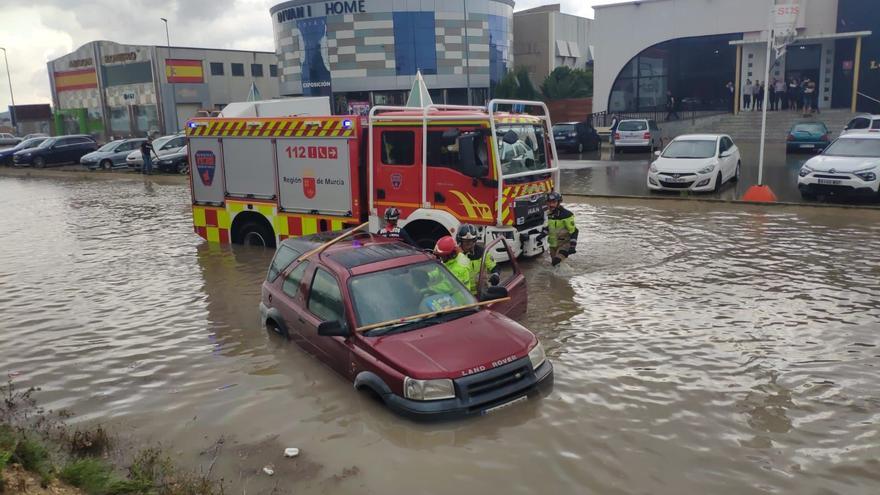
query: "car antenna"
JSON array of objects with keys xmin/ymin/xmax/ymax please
[{"xmin": 296, "ymin": 222, "xmax": 370, "ymax": 262}]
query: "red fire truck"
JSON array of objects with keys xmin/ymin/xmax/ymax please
[{"xmin": 186, "ymin": 99, "xmax": 560, "ymax": 261}]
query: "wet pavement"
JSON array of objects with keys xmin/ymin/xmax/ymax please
[
  {"xmin": 2, "ymin": 176, "xmax": 880, "ymax": 494},
  {"xmin": 559, "ymin": 141, "xmax": 880, "ymax": 206}
]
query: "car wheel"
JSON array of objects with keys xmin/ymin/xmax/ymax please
[
  {"xmin": 731, "ymin": 161, "xmax": 741, "ymax": 183},
  {"xmin": 34, "ymin": 157, "xmax": 45, "ymax": 168},
  {"xmin": 100, "ymin": 160, "xmax": 112, "ymax": 170},
  {"xmin": 178, "ymin": 162, "xmax": 189, "ymax": 175},
  {"xmin": 713, "ymin": 172, "xmax": 723, "ymax": 192},
  {"xmin": 239, "ymin": 221, "xmax": 273, "ymax": 247},
  {"xmin": 577, "ymin": 142, "xmax": 584, "ymax": 153}
]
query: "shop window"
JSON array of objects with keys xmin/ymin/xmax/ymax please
[
  {"xmin": 392, "ymin": 12, "xmax": 437, "ymax": 75},
  {"xmin": 210, "ymin": 62, "xmax": 224, "ymax": 76},
  {"xmin": 270, "ymin": 64, "xmax": 278, "ymax": 77},
  {"xmin": 231, "ymin": 63, "xmax": 244, "ymax": 76},
  {"xmin": 381, "ymin": 131, "xmax": 415, "ymax": 165},
  {"xmin": 251, "ymin": 64, "xmax": 264, "ymax": 77}
]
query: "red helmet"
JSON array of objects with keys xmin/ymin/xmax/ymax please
[{"xmin": 433, "ymin": 236, "xmax": 458, "ymax": 257}]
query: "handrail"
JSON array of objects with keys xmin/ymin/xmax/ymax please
[{"xmin": 857, "ymin": 92, "xmax": 880, "ymax": 105}]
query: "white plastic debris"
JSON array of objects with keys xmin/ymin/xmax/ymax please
[
  {"xmin": 284, "ymin": 448, "xmax": 300, "ymax": 458},
  {"xmin": 262, "ymin": 465, "xmax": 275, "ymax": 476}
]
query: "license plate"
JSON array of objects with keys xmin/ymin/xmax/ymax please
[
  {"xmin": 800, "ymin": 144, "xmax": 815, "ymax": 149},
  {"xmin": 482, "ymin": 395, "xmax": 528, "ymax": 415},
  {"xmin": 664, "ymin": 176, "xmax": 687, "ymax": 183},
  {"xmin": 818, "ymin": 178, "xmax": 842, "ymax": 185}
]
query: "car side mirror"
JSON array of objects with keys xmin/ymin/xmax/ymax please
[
  {"xmin": 721, "ymin": 150, "xmax": 732, "ymax": 157},
  {"xmin": 317, "ymin": 320, "xmax": 349, "ymax": 337},
  {"xmin": 458, "ymin": 133, "xmax": 489, "ymax": 178},
  {"xmin": 654, "ymin": 150, "xmax": 661, "ymax": 157},
  {"xmin": 481, "ymin": 285, "xmax": 508, "ymax": 301},
  {"xmin": 502, "ymin": 130, "xmax": 519, "ymax": 145}
]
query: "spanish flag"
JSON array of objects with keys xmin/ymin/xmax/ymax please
[
  {"xmin": 166, "ymin": 59, "xmax": 204, "ymax": 83},
  {"xmin": 54, "ymin": 69, "xmax": 98, "ymax": 92}
]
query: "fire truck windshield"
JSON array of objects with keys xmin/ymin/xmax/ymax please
[{"xmin": 495, "ymin": 124, "xmax": 548, "ymax": 176}]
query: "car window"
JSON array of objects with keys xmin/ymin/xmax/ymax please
[
  {"xmin": 381, "ymin": 131, "xmax": 415, "ymax": 166},
  {"xmin": 164, "ymin": 137, "xmax": 186, "ymax": 149},
  {"xmin": 851, "ymin": 118, "xmax": 870, "ymax": 130},
  {"xmin": 267, "ymin": 245, "xmax": 301, "ymax": 282},
  {"xmin": 618, "ymin": 121, "xmax": 648, "ymax": 131},
  {"xmin": 718, "ymin": 139, "xmax": 728, "ymax": 153},
  {"xmin": 823, "ymin": 138, "xmax": 880, "ymax": 157},
  {"xmin": 281, "ymin": 261, "xmax": 309, "ymax": 298},
  {"xmin": 308, "ymin": 268, "xmax": 345, "ymax": 322},
  {"xmin": 794, "ymin": 123, "xmax": 827, "ymax": 134},
  {"xmin": 72, "ymin": 137, "xmax": 93, "ymax": 146},
  {"xmin": 425, "ymin": 130, "xmax": 487, "ymax": 172},
  {"xmin": 554, "ymin": 124, "xmax": 576, "ymax": 133},
  {"xmin": 872, "ymin": 120, "xmax": 880, "ymax": 130},
  {"xmin": 662, "ymin": 140, "xmax": 717, "ymax": 159}
]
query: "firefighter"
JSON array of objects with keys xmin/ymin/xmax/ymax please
[
  {"xmin": 545, "ymin": 192, "xmax": 578, "ymax": 267},
  {"xmin": 432, "ymin": 235, "xmax": 477, "ymax": 295},
  {"xmin": 378, "ymin": 207, "xmax": 416, "ymax": 246},
  {"xmin": 457, "ymin": 224, "xmax": 500, "ymax": 289}
]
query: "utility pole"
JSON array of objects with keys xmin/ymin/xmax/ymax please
[
  {"xmin": 0, "ymin": 47, "xmax": 18, "ymax": 135},
  {"xmin": 161, "ymin": 18, "xmax": 179, "ymax": 133}
]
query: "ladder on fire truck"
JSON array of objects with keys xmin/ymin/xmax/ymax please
[{"xmin": 367, "ymin": 99, "xmax": 561, "ymax": 228}]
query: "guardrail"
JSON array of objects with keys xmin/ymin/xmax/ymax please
[{"xmin": 589, "ymin": 109, "xmax": 730, "ymax": 128}]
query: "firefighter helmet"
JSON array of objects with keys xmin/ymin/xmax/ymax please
[
  {"xmin": 456, "ymin": 224, "xmax": 479, "ymax": 242},
  {"xmin": 433, "ymin": 236, "xmax": 458, "ymax": 257},
  {"xmin": 384, "ymin": 207, "xmax": 401, "ymax": 222},
  {"xmin": 547, "ymin": 191, "xmax": 562, "ymax": 203}
]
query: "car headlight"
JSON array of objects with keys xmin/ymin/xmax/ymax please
[
  {"xmin": 697, "ymin": 163, "xmax": 717, "ymax": 175},
  {"xmin": 528, "ymin": 342, "xmax": 546, "ymax": 370},
  {"xmin": 403, "ymin": 377, "xmax": 455, "ymax": 401},
  {"xmin": 854, "ymin": 167, "xmax": 878, "ymax": 181},
  {"xmin": 798, "ymin": 165, "xmax": 813, "ymax": 177},
  {"xmin": 568, "ymin": 132, "xmax": 577, "ymax": 137},
  {"xmin": 649, "ymin": 163, "xmax": 658, "ymax": 173}
]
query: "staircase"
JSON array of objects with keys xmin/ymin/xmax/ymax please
[{"xmin": 660, "ymin": 108, "xmax": 857, "ymax": 142}]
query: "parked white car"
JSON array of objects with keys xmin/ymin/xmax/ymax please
[
  {"xmin": 647, "ymin": 134, "xmax": 741, "ymax": 193},
  {"xmin": 125, "ymin": 133, "xmax": 186, "ymax": 169},
  {"xmin": 841, "ymin": 114, "xmax": 880, "ymax": 136},
  {"xmin": 797, "ymin": 133, "xmax": 880, "ymax": 199},
  {"xmin": 613, "ymin": 119, "xmax": 662, "ymax": 152},
  {"xmin": 0, "ymin": 133, "xmax": 21, "ymax": 147}
]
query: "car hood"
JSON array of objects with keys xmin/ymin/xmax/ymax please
[
  {"xmin": 654, "ymin": 156, "xmax": 717, "ymax": 173},
  {"xmin": 805, "ymin": 155, "xmax": 880, "ymax": 172},
  {"xmin": 0, "ymin": 147, "xmax": 20, "ymax": 157},
  {"xmin": 81, "ymin": 151, "xmax": 111, "ymax": 161},
  {"xmin": 126, "ymin": 150, "xmax": 141, "ymax": 160},
  {"xmin": 157, "ymin": 147, "xmax": 186, "ymax": 159},
  {"xmin": 368, "ymin": 310, "xmax": 536, "ymax": 380}
]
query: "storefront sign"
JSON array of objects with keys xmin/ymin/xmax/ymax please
[
  {"xmin": 842, "ymin": 60, "xmax": 854, "ymax": 70},
  {"xmin": 122, "ymin": 90, "xmax": 137, "ymax": 103},
  {"xmin": 275, "ymin": 0, "xmax": 366, "ymax": 22},
  {"xmin": 68, "ymin": 58, "xmax": 94, "ymax": 69},
  {"xmin": 103, "ymin": 52, "xmax": 137, "ymax": 64}
]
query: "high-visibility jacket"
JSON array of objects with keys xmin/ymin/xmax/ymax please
[
  {"xmin": 464, "ymin": 244, "xmax": 497, "ymax": 290},
  {"xmin": 547, "ymin": 206, "xmax": 578, "ymax": 250},
  {"xmin": 426, "ymin": 252, "xmax": 477, "ymax": 298}
]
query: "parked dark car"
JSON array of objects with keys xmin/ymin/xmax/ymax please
[
  {"xmin": 154, "ymin": 145, "xmax": 189, "ymax": 174},
  {"xmin": 0, "ymin": 137, "xmax": 48, "ymax": 166},
  {"xmin": 81, "ymin": 138, "xmax": 146, "ymax": 170},
  {"xmin": 13, "ymin": 135, "xmax": 98, "ymax": 168},
  {"xmin": 553, "ymin": 122, "xmax": 600, "ymax": 153}
]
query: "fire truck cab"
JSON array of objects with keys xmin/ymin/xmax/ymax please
[{"xmin": 186, "ymin": 94, "xmax": 559, "ymax": 261}]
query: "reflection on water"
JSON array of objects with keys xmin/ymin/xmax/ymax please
[{"xmin": 2, "ymin": 177, "xmax": 880, "ymax": 494}]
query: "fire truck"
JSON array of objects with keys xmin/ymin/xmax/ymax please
[{"xmin": 185, "ymin": 91, "xmax": 560, "ymax": 261}]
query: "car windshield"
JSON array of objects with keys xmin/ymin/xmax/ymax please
[
  {"xmin": 618, "ymin": 121, "xmax": 647, "ymax": 131},
  {"xmin": 496, "ymin": 123, "xmax": 549, "ymax": 175},
  {"xmin": 98, "ymin": 140, "xmax": 123, "ymax": 152},
  {"xmin": 153, "ymin": 135, "xmax": 176, "ymax": 149},
  {"xmin": 554, "ymin": 124, "xmax": 575, "ymax": 133},
  {"xmin": 37, "ymin": 138, "xmax": 56, "ymax": 148},
  {"xmin": 823, "ymin": 138, "xmax": 880, "ymax": 158},
  {"xmin": 13, "ymin": 138, "xmax": 44, "ymax": 150},
  {"xmin": 350, "ymin": 261, "xmax": 476, "ymax": 335},
  {"xmin": 662, "ymin": 140, "xmax": 717, "ymax": 159},
  {"xmin": 793, "ymin": 124, "xmax": 826, "ymax": 133}
]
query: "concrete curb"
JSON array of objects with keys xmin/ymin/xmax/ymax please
[
  {"xmin": 560, "ymin": 191, "xmax": 880, "ymax": 211},
  {"xmin": 0, "ymin": 167, "xmax": 188, "ymax": 185}
]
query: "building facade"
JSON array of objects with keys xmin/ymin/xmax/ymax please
[
  {"xmin": 513, "ymin": 4, "xmax": 592, "ymax": 89},
  {"xmin": 271, "ymin": 0, "xmax": 513, "ymax": 112},
  {"xmin": 48, "ymin": 40, "xmax": 281, "ymax": 139},
  {"xmin": 592, "ymin": 0, "xmax": 877, "ymax": 114}
]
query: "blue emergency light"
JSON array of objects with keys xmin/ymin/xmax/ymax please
[{"xmin": 342, "ymin": 119, "xmax": 352, "ymax": 129}]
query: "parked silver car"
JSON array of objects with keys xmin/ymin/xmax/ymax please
[
  {"xmin": 125, "ymin": 133, "xmax": 186, "ymax": 169},
  {"xmin": 81, "ymin": 138, "xmax": 147, "ymax": 170},
  {"xmin": 0, "ymin": 133, "xmax": 21, "ymax": 147}
]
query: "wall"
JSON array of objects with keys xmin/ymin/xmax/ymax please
[
  {"xmin": 593, "ymin": 0, "xmax": 838, "ymax": 112},
  {"xmin": 513, "ymin": 10, "xmax": 551, "ymax": 88},
  {"xmin": 547, "ymin": 97, "xmax": 592, "ymax": 124}
]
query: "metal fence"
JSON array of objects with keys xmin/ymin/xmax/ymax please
[{"xmin": 588, "ymin": 109, "xmax": 730, "ymax": 128}]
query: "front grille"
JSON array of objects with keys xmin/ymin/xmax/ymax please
[
  {"xmin": 814, "ymin": 174, "xmax": 850, "ymax": 179},
  {"xmin": 463, "ymin": 362, "xmax": 531, "ymax": 399},
  {"xmin": 660, "ymin": 181, "xmax": 694, "ymax": 189},
  {"xmin": 513, "ymin": 194, "xmax": 546, "ymax": 230},
  {"xmin": 660, "ymin": 173, "xmax": 696, "ymax": 178}
]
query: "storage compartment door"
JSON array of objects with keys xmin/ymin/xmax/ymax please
[
  {"xmin": 190, "ymin": 137, "xmax": 225, "ymax": 205},
  {"xmin": 276, "ymin": 138, "xmax": 352, "ymax": 215},
  {"xmin": 223, "ymin": 138, "xmax": 277, "ymax": 200}
]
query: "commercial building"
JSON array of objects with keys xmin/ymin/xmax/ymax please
[
  {"xmin": 592, "ymin": 0, "xmax": 878, "ymax": 114},
  {"xmin": 48, "ymin": 40, "xmax": 281, "ymax": 139},
  {"xmin": 513, "ymin": 4, "xmax": 593, "ymax": 88},
  {"xmin": 6, "ymin": 104, "xmax": 52, "ymax": 136},
  {"xmin": 270, "ymin": 0, "xmax": 513, "ymax": 112}
]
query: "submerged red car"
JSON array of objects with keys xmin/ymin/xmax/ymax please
[{"xmin": 259, "ymin": 232, "xmax": 553, "ymax": 420}]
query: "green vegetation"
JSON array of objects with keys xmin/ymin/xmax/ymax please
[
  {"xmin": 540, "ymin": 66, "xmax": 593, "ymax": 100},
  {"xmin": 493, "ymin": 66, "xmax": 539, "ymax": 100}
]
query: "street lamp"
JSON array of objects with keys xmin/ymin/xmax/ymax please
[
  {"xmin": 160, "ymin": 17, "xmax": 178, "ymax": 133},
  {"xmin": 0, "ymin": 47, "xmax": 18, "ymax": 136}
]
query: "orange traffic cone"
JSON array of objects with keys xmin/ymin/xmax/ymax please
[{"xmin": 742, "ymin": 184, "xmax": 777, "ymax": 203}]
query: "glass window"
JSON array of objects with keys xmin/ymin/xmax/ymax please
[
  {"xmin": 381, "ymin": 131, "xmax": 415, "ymax": 165},
  {"xmin": 231, "ymin": 63, "xmax": 244, "ymax": 76},
  {"xmin": 495, "ymin": 124, "xmax": 549, "ymax": 175},
  {"xmin": 267, "ymin": 245, "xmax": 301, "ymax": 282},
  {"xmin": 282, "ymin": 261, "xmax": 310, "ymax": 297},
  {"xmin": 489, "ymin": 14, "xmax": 511, "ymax": 86},
  {"xmin": 251, "ymin": 64, "xmax": 264, "ymax": 77},
  {"xmin": 823, "ymin": 138, "xmax": 880, "ymax": 157},
  {"xmin": 426, "ymin": 130, "xmax": 487, "ymax": 172},
  {"xmin": 872, "ymin": 120, "xmax": 880, "ymax": 130},
  {"xmin": 135, "ymin": 105, "xmax": 159, "ymax": 136},
  {"xmin": 308, "ymin": 268, "xmax": 344, "ymax": 322},
  {"xmin": 617, "ymin": 120, "xmax": 648, "ymax": 131},
  {"xmin": 349, "ymin": 261, "xmax": 475, "ymax": 330},
  {"xmin": 269, "ymin": 64, "xmax": 278, "ymax": 77},
  {"xmin": 210, "ymin": 62, "xmax": 224, "ymax": 76},
  {"xmin": 662, "ymin": 140, "xmax": 718, "ymax": 159},
  {"xmin": 392, "ymin": 12, "xmax": 437, "ymax": 76},
  {"xmin": 609, "ymin": 77, "xmax": 637, "ymax": 113},
  {"xmin": 109, "ymin": 106, "xmax": 130, "ymax": 134}
]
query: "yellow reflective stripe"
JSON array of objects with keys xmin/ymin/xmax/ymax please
[
  {"xmin": 331, "ymin": 219, "xmax": 343, "ymax": 231},
  {"xmin": 228, "ymin": 202, "xmax": 246, "ymax": 214},
  {"xmin": 217, "ymin": 210, "xmax": 231, "ymax": 229},
  {"xmin": 301, "ymin": 217, "xmax": 317, "ymax": 235},
  {"xmin": 206, "ymin": 227, "xmax": 220, "ymax": 243},
  {"xmin": 193, "ymin": 207, "xmax": 206, "ymax": 227},
  {"xmin": 256, "ymin": 205, "xmax": 274, "ymax": 217},
  {"xmin": 274, "ymin": 215, "xmax": 289, "ymax": 236}
]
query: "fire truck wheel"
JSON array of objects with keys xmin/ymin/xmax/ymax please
[{"xmin": 240, "ymin": 221, "xmax": 274, "ymax": 247}]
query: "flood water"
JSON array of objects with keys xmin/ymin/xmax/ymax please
[{"xmin": 2, "ymin": 175, "xmax": 880, "ymax": 494}]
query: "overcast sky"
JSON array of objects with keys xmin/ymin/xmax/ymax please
[{"xmin": 0, "ymin": 0, "xmax": 624, "ymax": 109}]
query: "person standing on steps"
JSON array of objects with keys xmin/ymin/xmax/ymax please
[
  {"xmin": 774, "ymin": 78, "xmax": 787, "ymax": 110},
  {"xmin": 544, "ymin": 192, "xmax": 578, "ymax": 267},
  {"xmin": 743, "ymin": 79, "xmax": 753, "ymax": 112},
  {"xmin": 726, "ymin": 82, "xmax": 735, "ymax": 113},
  {"xmin": 755, "ymin": 81, "xmax": 764, "ymax": 111}
]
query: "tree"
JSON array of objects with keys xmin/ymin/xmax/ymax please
[
  {"xmin": 493, "ymin": 66, "xmax": 539, "ymax": 100},
  {"xmin": 540, "ymin": 66, "xmax": 593, "ymax": 100}
]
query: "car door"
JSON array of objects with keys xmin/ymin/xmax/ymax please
[
  {"xmin": 374, "ymin": 128, "xmax": 421, "ymax": 212},
  {"xmin": 49, "ymin": 138, "xmax": 72, "ymax": 164},
  {"xmin": 717, "ymin": 137, "xmax": 731, "ymax": 179},
  {"xmin": 302, "ymin": 267, "xmax": 352, "ymax": 377},
  {"xmin": 725, "ymin": 137, "xmax": 740, "ymax": 175},
  {"xmin": 270, "ymin": 259, "xmax": 312, "ymax": 346},
  {"xmin": 477, "ymin": 237, "xmax": 527, "ymax": 320},
  {"xmin": 112, "ymin": 141, "xmax": 135, "ymax": 165}
]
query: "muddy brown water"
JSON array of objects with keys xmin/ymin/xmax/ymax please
[{"xmin": 2, "ymin": 176, "xmax": 880, "ymax": 494}]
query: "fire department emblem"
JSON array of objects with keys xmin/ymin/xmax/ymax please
[
  {"xmin": 303, "ymin": 168, "xmax": 316, "ymax": 199},
  {"xmin": 390, "ymin": 173, "xmax": 403, "ymax": 189},
  {"xmin": 195, "ymin": 151, "xmax": 216, "ymax": 186}
]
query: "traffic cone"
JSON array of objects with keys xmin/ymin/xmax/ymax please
[{"xmin": 742, "ymin": 184, "xmax": 777, "ymax": 203}]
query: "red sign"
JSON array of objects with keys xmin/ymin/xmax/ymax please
[
  {"xmin": 842, "ymin": 60, "xmax": 854, "ymax": 71},
  {"xmin": 303, "ymin": 177, "xmax": 316, "ymax": 198}
]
